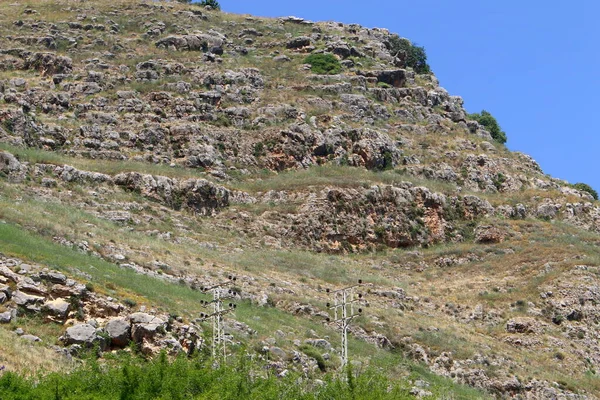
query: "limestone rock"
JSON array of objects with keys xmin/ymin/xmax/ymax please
[
  {"xmin": 506, "ymin": 318, "xmax": 540, "ymax": 334},
  {"xmin": 286, "ymin": 36, "xmax": 311, "ymax": 49},
  {"xmin": 12, "ymin": 290, "xmax": 44, "ymax": 306},
  {"xmin": 105, "ymin": 317, "xmax": 131, "ymax": 348},
  {"xmin": 21, "ymin": 334, "xmax": 41, "ymax": 342},
  {"xmin": 474, "ymin": 225, "xmax": 506, "ymax": 244},
  {"xmin": 63, "ymin": 323, "xmax": 99, "ymax": 347},
  {"xmin": 130, "ymin": 313, "xmax": 166, "ymax": 343},
  {"xmin": 0, "ymin": 151, "xmax": 21, "ymax": 173},
  {"xmin": 42, "ymin": 298, "xmax": 70, "ymax": 319},
  {"xmin": 0, "ymin": 311, "xmax": 12, "ymax": 323},
  {"xmin": 39, "ymin": 271, "xmax": 67, "ymax": 285}
]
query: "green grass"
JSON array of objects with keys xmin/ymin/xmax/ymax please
[
  {"xmin": 0, "ymin": 143, "xmax": 209, "ymax": 182},
  {"xmin": 0, "ymin": 221, "xmax": 207, "ymax": 313},
  {"xmin": 0, "ymin": 221, "xmax": 488, "ymax": 398},
  {"xmin": 232, "ymin": 164, "xmax": 458, "ymax": 194}
]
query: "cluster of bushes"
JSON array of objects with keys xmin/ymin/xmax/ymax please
[
  {"xmin": 572, "ymin": 182, "xmax": 598, "ymax": 200},
  {"xmin": 387, "ymin": 35, "xmax": 431, "ymax": 74},
  {"xmin": 467, "ymin": 110, "xmax": 507, "ymax": 144},
  {"xmin": 0, "ymin": 352, "xmax": 415, "ymax": 400},
  {"xmin": 304, "ymin": 53, "xmax": 342, "ymax": 75},
  {"xmin": 177, "ymin": 0, "xmax": 221, "ymax": 10}
]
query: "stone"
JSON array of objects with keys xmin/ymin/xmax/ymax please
[
  {"xmin": 273, "ymin": 55, "xmax": 291, "ymax": 62},
  {"xmin": 0, "ymin": 266, "xmax": 20, "ymax": 283},
  {"xmin": 304, "ymin": 338, "xmax": 332, "ymax": 350},
  {"xmin": 475, "ymin": 225, "xmax": 506, "ymax": 244},
  {"xmin": 506, "ymin": 318, "xmax": 539, "ymax": 334},
  {"xmin": 12, "ymin": 290, "xmax": 44, "ymax": 306},
  {"xmin": 286, "ymin": 36, "xmax": 311, "ymax": 49},
  {"xmin": 269, "ymin": 346, "xmax": 287, "ymax": 361},
  {"xmin": 130, "ymin": 313, "xmax": 166, "ymax": 343},
  {"xmin": 39, "ymin": 271, "xmax": 67, "ymax": 285},
  {"xmin": 17, "ymin": 280, "xmax": 47, "ymax": 296},
  {"xmin": 63, "ymin": 323, "xmax": 98, "ymax": 346},
  {"xmin": 42, "ymin": 298, "xmax": 70, "ymax": 319},
  {"xmin": 0, "ymin": 311, "xmax": 12, "ymax": 323},
  {"xmin": 0, "ymin": 151, "xmax": 21, "ymax": 173},
  {"xmin": 21, "ymin": 334, "xmax": 41, "ymax": 342},
  {"xmin": 105, "ymin": 317, "xmax": 131, "ymax": 347}
]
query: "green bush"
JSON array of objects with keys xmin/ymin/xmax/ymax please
[
  {"xmin": 572, "ymin": 182, "xmax": 598, "ymax": 200},
  {"xmin": 198, "ymin": 0, "xmax": 221, "ymax": 10},
  {"xmin": 0, "ymin": 352, "xmax": 415, "ymax": 399},
  {"xmin": 304, "ymin": 53, "xmax": 342, "ymax": 75},
  {"xmin": 387, "ymin": 35, "xmax": 431, "ymax": 74},
  {"xmin": 467, "ymin": 110, "xmax": 507, "ymax": 144}
]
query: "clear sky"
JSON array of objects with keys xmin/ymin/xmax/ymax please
[{"xmin": 217, "ymin": 0, "xmax": 600, "ymax": 191}]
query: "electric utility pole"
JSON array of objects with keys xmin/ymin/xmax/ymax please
[
  {"xmin": 326, "ymin": 279, "xmax": 365, "ymax": 369},
  {"xmin": 199, "ymin": 274, "xmax": 237, "ymax": 362}
]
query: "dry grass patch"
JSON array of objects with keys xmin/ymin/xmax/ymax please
[{"xmin": 0, "ymin": 327, "xmax": 74, "ymax": 376}]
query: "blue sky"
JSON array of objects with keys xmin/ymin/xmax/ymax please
[{"xmin": 218, "ymin": 1, "xmax": 600, "ymax": 191}]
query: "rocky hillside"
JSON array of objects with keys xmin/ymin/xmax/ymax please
[{"xmin": 1, "ymin": 1, "xmax": 600, "ymax": 398}]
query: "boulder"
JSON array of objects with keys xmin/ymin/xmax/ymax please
[
  {"xmin": 21, "ymin": 334, "xmax": 41, "ymax": 342},
  {"xmin": 286, "ymin": 36, "xmax": 311, "ymax": 49},
  {"xmin": 39, "ymin": 271, "xmax": 67, "ymax": 285},
  {"xmin": 0, "ymin": 151, "xmax": 21, "ymax": 174},
  {"xmin": 42, "ymin": 298, "xmax": 70, "ymax": 319},
  {"xmin": 63, "ymin": 323, "xmax": 99, "ymax": 347},
  {"xmin": 0, "ymin": 311, "xmax": 12, "ymax": 323},
  {"xmin": 304, "ymin": 338, "xmax": 332, "ymax": 350},
  {"xmin": 105, "ymin": 317, "xmax": 131, "ymax": 347},
  {"xmin": 506, "ymin": 318, "xmax": 539, "ymax": 334},
  {"xmin": 0, "ymin": 266, "xmax": 21, "ymax": 283},
  {"xmin": 475, "ymin": 225, "xmax": 506, "ymax": 244},
  {"xmin": 130, "ymin": 313, "xmax": 166, "ymax": 343},
  {"xmin": 17, "ymin": 279, "xmax": 47, "ymax": 296},
  {"xmin": 268, "ymin": 346, "xmax": 288, "ymax": 361},
  {"xmin": 24, "ymin": 52, "xmax": 73, "ymax": 75},
  {"xmin": 12, "ymin": 290, "xmax": 44, "ymax": 306}
]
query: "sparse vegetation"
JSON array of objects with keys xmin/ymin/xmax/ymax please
[{"xmin": 1, "ymin": 1, "xmax": 599, "ymax": 397}]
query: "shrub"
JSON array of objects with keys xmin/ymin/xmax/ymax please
[
  {"xmin": 304, "ymin": 53, "xmax": 342, "ymax": 75},
  {"xmin": 572, "ymin": 182, "xmax": 598, "ymax": 200},
  {"xmin": 467, "ymin": 110, "xmax": 507, "ymax": 144},
  {"xmin": 198, "ymin": 0, "xmax": 221, "ymax": 10},
  {"xmin": 387, "ymin": 35, "xmax": 431, "ymax": 74}
]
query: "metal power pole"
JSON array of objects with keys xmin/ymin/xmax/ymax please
[
  {"xmin": 199, "ymin": 275, "xmax": 237, "ymax": 362},
  {"xmin": 326, "ymin": 280, "xmax": 365, "ymax": 369}
]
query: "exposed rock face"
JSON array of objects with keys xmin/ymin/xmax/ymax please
[
  {"xmin": 2, "ymin": 3, "xmax": 600, "ymax": 398},
  {"xmin": 113, "ymin": 172, "xmax": 229, "ymax": 215}
]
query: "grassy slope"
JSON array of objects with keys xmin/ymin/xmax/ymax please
[
  {"xmin": 0, "ymin": 0, "xmax": 599, "ymax": 397},
  {"xmin": 0, "ymin": 221, "xmax": 487, "ymax": 398}
]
